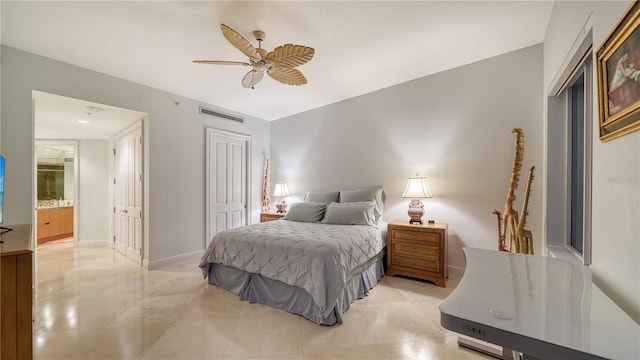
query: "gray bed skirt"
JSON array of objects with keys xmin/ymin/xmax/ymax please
[{"xmin": 206, "ymin": 252, "xmax": 385, "ymax": 325}]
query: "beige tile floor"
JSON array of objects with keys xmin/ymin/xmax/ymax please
[{"xmin": 34, "ymin": 241, "xmax": 494, "ymax": 360}]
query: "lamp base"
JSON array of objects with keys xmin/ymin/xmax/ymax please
[
  {"xmin": 276, "ymin": 201, "xmax": 287, "ymax": 214},
  {"xmin": 407, "ymin": 199, "xmax": 425, "ymax": 225}
]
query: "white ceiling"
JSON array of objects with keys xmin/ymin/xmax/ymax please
[
  {"xmin": 2, "ymin": 1, "xmax": 553, "ymax": 122},
  {"xmin": 33, "ymin": 91, "xmax": 147, "ymax": 140}
]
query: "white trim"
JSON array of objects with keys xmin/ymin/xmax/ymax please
[
  {"xmin": 547, "ymin": 13, "xmax": 594, "ymax": 97},
  {"xmin": 448, "ymin": 264, "xmax": 465, "ymax": 278},
  {"xmin": 545, "ymin": 36, "xmax": 593, "ymax": 266},
  {"xmin": 547, "ymin": 245, "xmax": 584, "ymax": 265},
  {"xmin": 112, "ymin": 119, "xmax": 143, "ymax": 141},
  {"xmin": 147, "ymin": 249, "xmax": 204, "ymax": 270}
]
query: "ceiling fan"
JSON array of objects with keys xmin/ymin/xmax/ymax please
[{"xmin": 193, "ymin": 24, "xmax": 315, "ymax": 89}]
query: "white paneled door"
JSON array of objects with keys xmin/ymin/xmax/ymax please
[
  {"xmin": 114, "ymin": 125, "xmax": 143, "ymax": 264},
  {"xmin": 206, "ymin": 129, "xmax": 250, "ymax": 246}
]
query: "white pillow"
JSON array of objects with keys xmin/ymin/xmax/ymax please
[
  {"xmin": 322, "ymin": 201, "xmax": 377, "ymax": 226},
  {"xmin": 283, "ymin": 202, "xmax": 326, "ymax": 222}
]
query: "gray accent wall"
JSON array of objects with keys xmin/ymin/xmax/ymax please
[
  {"xmin": 271, "ymin": 45, "xmax": 544, "ymax": 274},
  {"xmin": 1, "ymin": 45, "xmax": 271, "ymax": 267}
]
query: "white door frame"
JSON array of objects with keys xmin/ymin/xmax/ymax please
[{"xmin": 205, "ymin": 128, "xmax": 252, "ymax": 248}]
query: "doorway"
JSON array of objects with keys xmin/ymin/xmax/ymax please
[
  {"xmin": 33, "ymin": 91, "xmax": 147, "ymax": 263},
  {"xmin": 34, "ymin": 141, "xmax": 78, "ymax": 246}
]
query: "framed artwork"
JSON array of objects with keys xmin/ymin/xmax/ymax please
[{"xmin": 597, "ymin": 2, "xmax": 640, "ymax": 142}]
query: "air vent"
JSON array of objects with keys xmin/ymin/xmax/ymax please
[{"xmin": 199, "ymin": 106, "xmax": 244, "ymax": 123}]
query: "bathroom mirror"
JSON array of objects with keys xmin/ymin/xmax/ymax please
[{"xmin": 36, "ymin": 145, "xmax": 75, "ymax": 201}]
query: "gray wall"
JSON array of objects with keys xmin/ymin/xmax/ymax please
[
  {"xmin": 271, "ymin": 45, "xmax": 544, "ymax": 274},
  {"xmin": 544, "ymin": 0, "xmax": 640, "ymax": 322},
  {"xmin": 77, "ymin": 140, "xmax": 109, "ymax": 243},
  {"xmin": 1, "ymin": 45, "xmax": 271, "ymax": 267}
]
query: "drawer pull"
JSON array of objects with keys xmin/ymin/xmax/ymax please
[
  {"xmin": 411, "ymin": 234, "xmax": 417, "ymax": 239},
  {"xmin": 411, "ymin": 259, "xmax": 416, "ymax": 264},
  {"xmin": 412, "ymin": 247, "xmax": 417, "ymax": 251}
]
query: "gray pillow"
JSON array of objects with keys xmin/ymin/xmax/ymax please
[
  {"xmin": 322, "ymin": 201, "xmax": 377, "ymax": 226},
  {"xmin": 283, "ymin": 202, "xmax": 326, "ymax": 222},
  {"xmin": 339, "ymin": 186, "xmax": 386, "ymax": 221},
  {"xmin": 304, "ymin": 191, "xmax": 340, "ymax": 204}
]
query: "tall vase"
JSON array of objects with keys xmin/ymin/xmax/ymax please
[{"xmin": 261, "ymin": 158, "xmax": 271, "ymax": 213}]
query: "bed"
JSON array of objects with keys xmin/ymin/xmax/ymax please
[{"xmin": 199, "ymin": 186, "xmax": 387, "ymax": 325}]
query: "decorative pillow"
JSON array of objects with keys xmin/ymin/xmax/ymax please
[
  {"xmin": 283, "ymin": 202, "xmax": 326, "ymax": 223},
  {"xmin": 322, "ymin": 201, "xmax": 377, "ymax": 226},
  {"xmin": 304, "ymin": 191, "xmax": 340, "ymax": 204},
  {"xmin": 339, "ymin": 186, "xmax": 386, "ymax": 221}
]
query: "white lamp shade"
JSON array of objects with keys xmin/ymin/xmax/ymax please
[
  {"xmin": 401, "ymin": 177, "xmax": 433, "ymax": 198},
  {"xmin": 272, "ymin": 183, "xmax": 290, "ymax": 197}
]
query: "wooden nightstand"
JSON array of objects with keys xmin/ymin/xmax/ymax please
[
  {"xmin": 260, "ymin": 212, "xmax": 284, "ymax": 223},
  {"xmin": 386, "ymin": 221, "xmax": 448, "ymax": 287}
]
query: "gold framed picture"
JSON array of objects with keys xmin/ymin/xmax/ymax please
[{"xmin": 597, "ymin": 2, "xmax": 640, "ymax": 142}]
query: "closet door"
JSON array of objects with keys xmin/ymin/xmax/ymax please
[
  {"xmin": 113, "ymin": 125, "xmax": 143, "ymax": 264},
  {"xmin": 206, "ymin": 128, "xmax": 250, "ymax": 246}
]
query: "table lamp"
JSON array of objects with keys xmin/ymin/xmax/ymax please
[
  {"xmin": 273, "ymin": 182, "xmax": 290, "ymax": 213},
  {"xmin": 401, "ymin": 176, "xmax": 433, "ymax": 224}
]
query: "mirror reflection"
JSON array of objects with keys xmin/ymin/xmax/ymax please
[{"xmin": 36, "ymin": 145, "xmax": 74, "ymax": 205}]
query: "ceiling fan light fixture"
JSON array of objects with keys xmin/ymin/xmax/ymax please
[
  {"xmin": 194, "ymin": 23, "xmax": 314, "ymax": 88},
  {"xmin": 253, "ymin": 30, "xmax": 266, "ymax": 42}
]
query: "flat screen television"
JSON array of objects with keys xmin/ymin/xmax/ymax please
[{"xmin": 0, "ymin": 155, "xmax": 9, "ymax": 235}]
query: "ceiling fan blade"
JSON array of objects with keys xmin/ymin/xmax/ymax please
[
  {"xmin": 192, "ymin": 60, "xmax": 251, "ymax": 66},
  {"xmin": 266, "ymin": 44, "xmax": 315, "ymax": 68},
  {"xmin": 242, "ymin": 69, "xmax": 265, "ymax": 88},
  {"xmin": 220, "ymin": 24, "xmax": 261, "ymax": 62},
  {"xmin": 267, "ymin": 67, "xmax": 307, "ymax": 86}
]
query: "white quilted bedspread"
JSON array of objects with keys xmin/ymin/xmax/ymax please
[{"xmin": 199, "ymin": 220, "xmax": 385, "ymax": 316}]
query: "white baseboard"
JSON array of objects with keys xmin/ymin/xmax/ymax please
[
  {"xmin": 448, "ymin": 264, "xmax": 465, "ymax": 278},
  {"xmin": 147, "ymin": 249, "xmax": 204, "ymax": 270},
  {"xmin": 77, "ymin": 239, "xmax": 111, "ymax": 247}
]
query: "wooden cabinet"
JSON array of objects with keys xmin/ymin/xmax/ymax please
[
  {"xmin": 260, "ymin": 212, "xmax": 284, "ymax": 222},
  {"xmin": 36, "ymin": 207, "xmax": 73, "ymax": 244},
  {"xmin": 386, "ymin": 221, "xmax": 448, "ymax": 287},
  {"xmin": 63, "ymin": 208, "xmax": 74, "ymax": 234},
  {"xmin": 0, "ymin": 224, "xmax": 34, "ymax": 360},
  {"xmin": 36, "ymin": 209, "xmax": 50, "ymax": 241},
  {"xmin": 50, "ymin": 208, "xmax": 65, "ymax": 238}
]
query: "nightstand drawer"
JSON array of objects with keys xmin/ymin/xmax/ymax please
[
  {"xmin": 392, "ymin": 229, "xmax": 440, "ymax": 246},
  {"xmin": 392, "ymin": 254, "xmax": 439, "ymax": 272},
  {"xmin": 393, "ymin": 240, "xmax": 439, "ymax": 258},
  {"xmin": 260, "ymin": 213, "xmax": 284, "ymax": 222}
]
